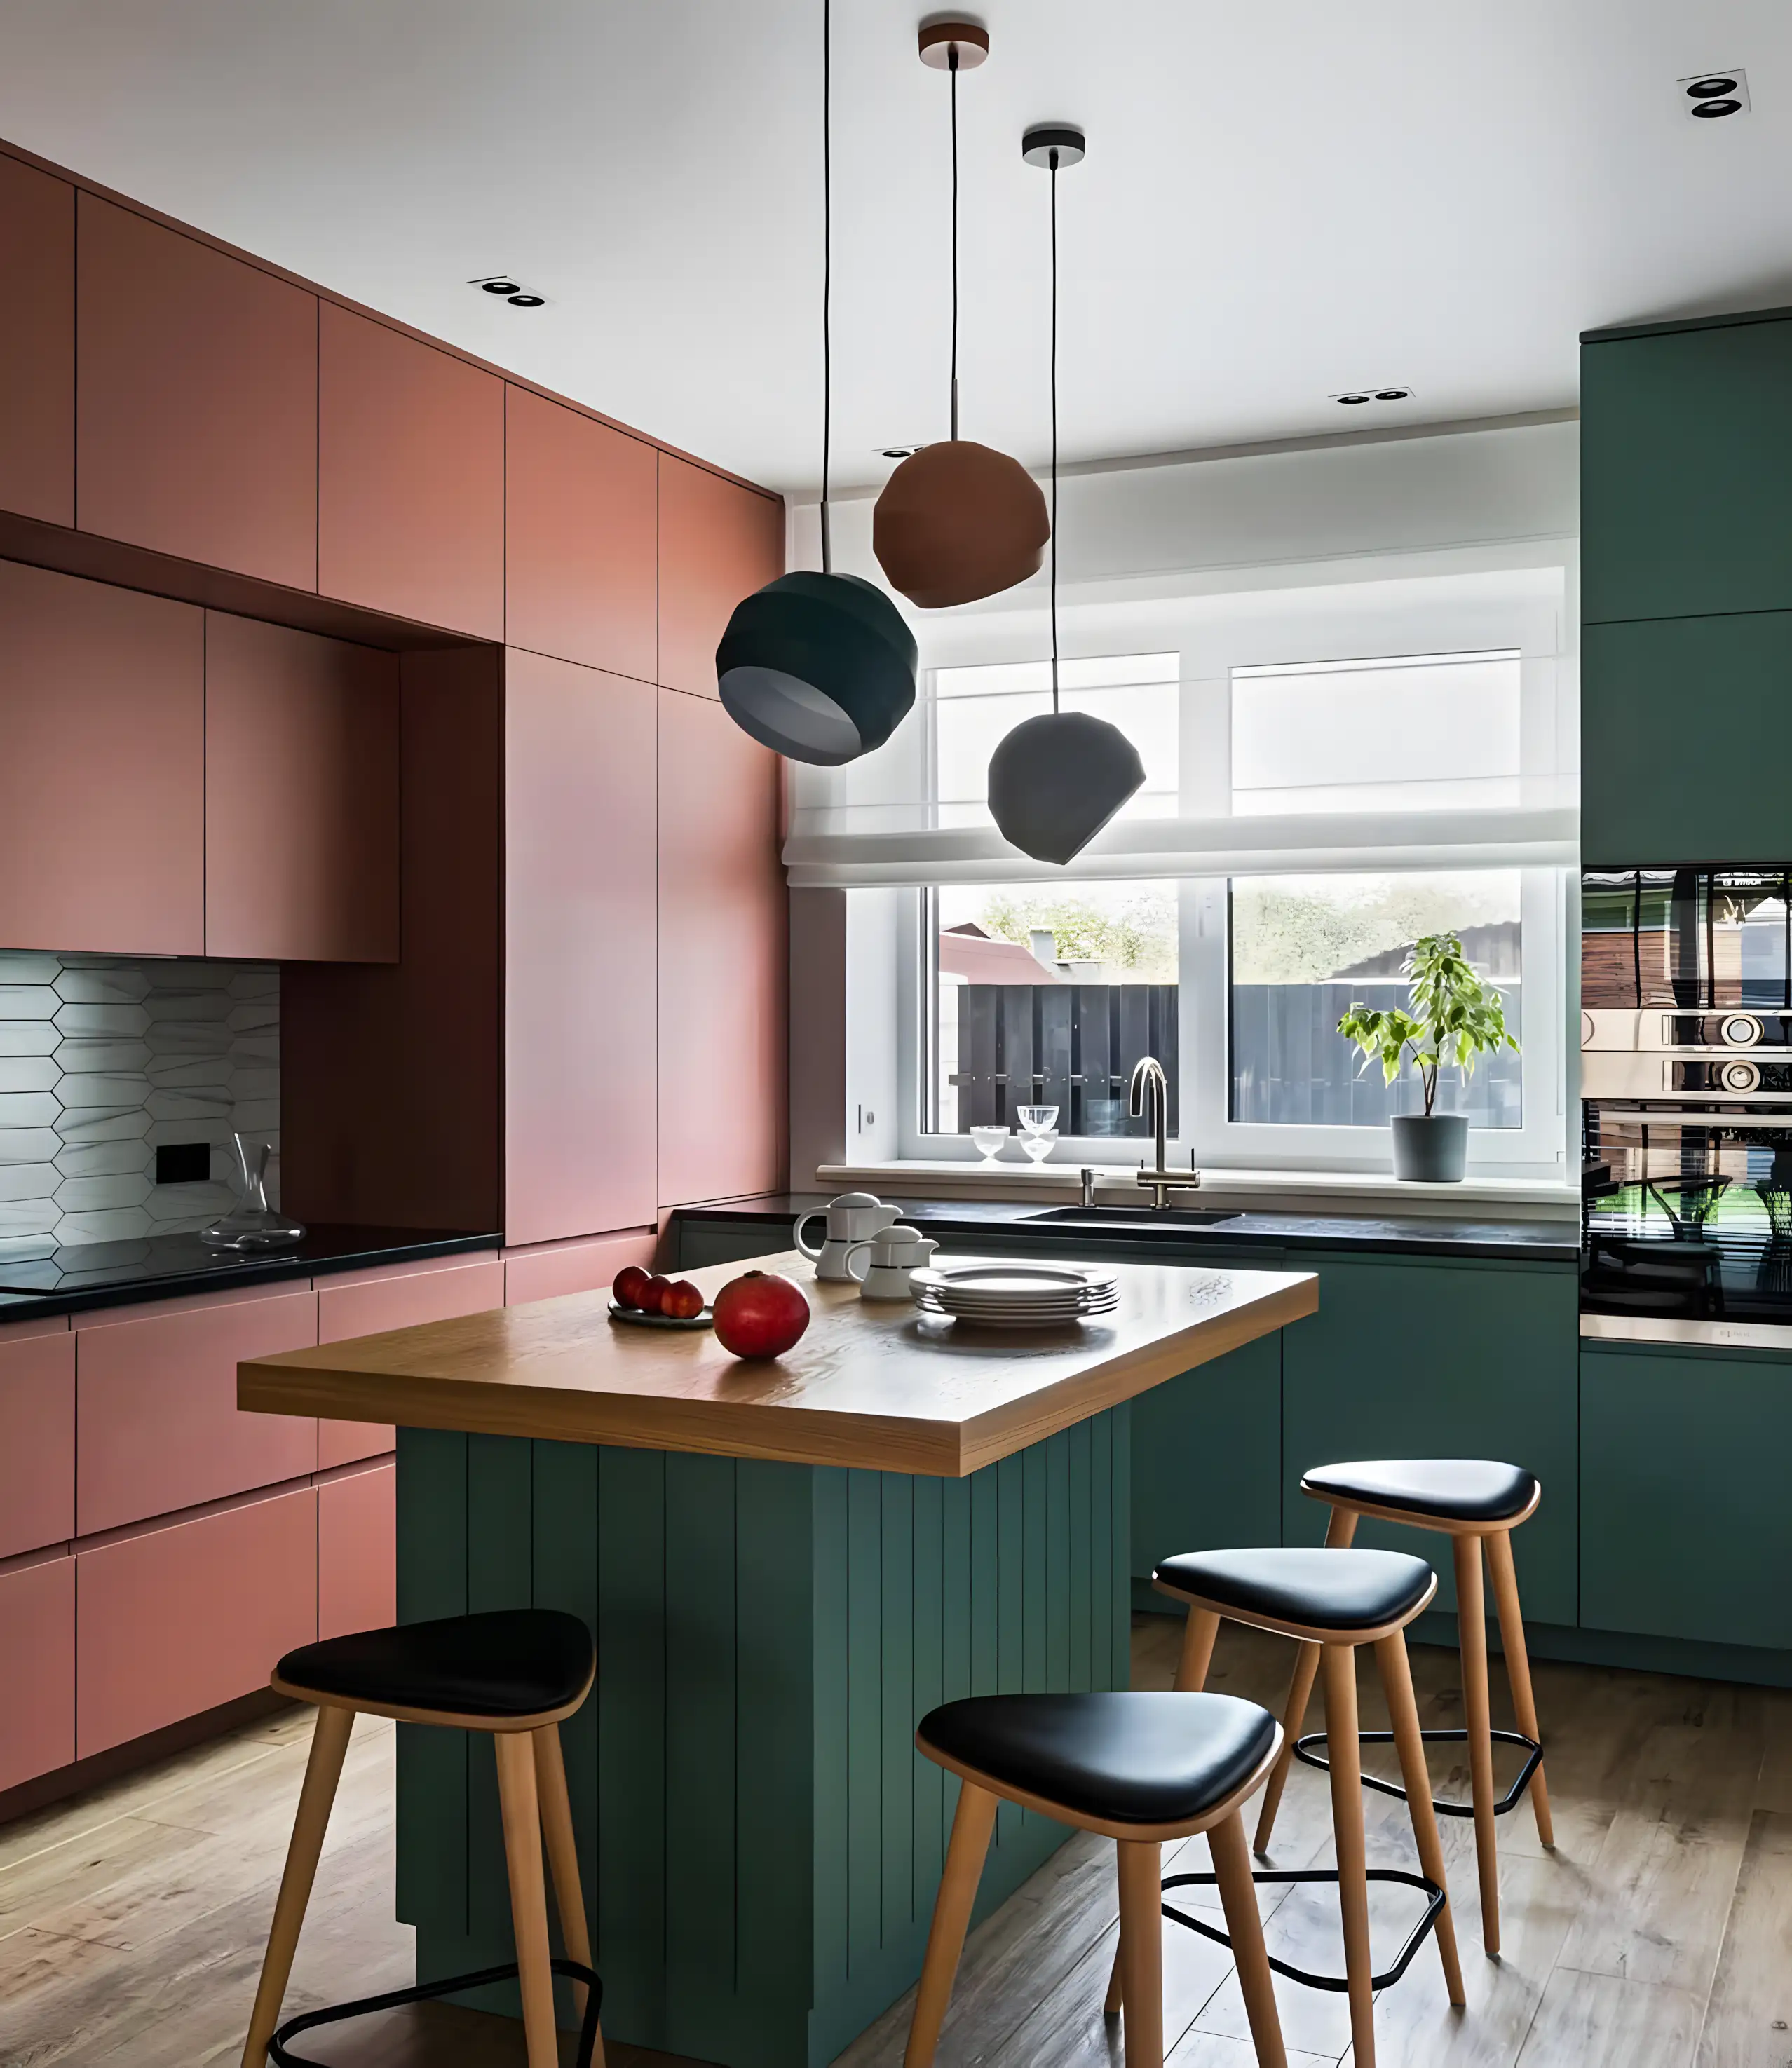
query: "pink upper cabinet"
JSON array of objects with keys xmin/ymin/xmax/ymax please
[
  {"xmin": 505, "ymin": 387, "xmax": 657, "ymax": 680},
  {"xmin": 0, "ymin": 559, "xmax": 204, "ymax": 955},
  {"xmin": 656, "ymin": 687, "xmax": 787, "ymax": 1206},
  {"xmin": 505, "ymin": 651, "xmax": 658, "ymax": 1245},
  {"xmin": 656, "ymin": 456, "xmax": 783, "ymax": 700},
  {"xmin": 204, "ymin": 611, "xmax": 400, "ymax": 962},
  {"xmin": 0, "ymin": 154, "xmax": 74, "ymax": 525},
  {"xmin": 318, "ymin": 304, "xmax": 504, "ymax": 637},
  {"xmin": 76, "ymin": 196, "xmax": 318, "ymax": 588}
]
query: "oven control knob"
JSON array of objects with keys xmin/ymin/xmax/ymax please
[
  {"xmin": 1718, "ymin": 1059, "xmax": 1762, "ymax": 1092},
  {"xmin": 1721, "ymin": 1014, "xmax": 1763, "ymax": 1047}
]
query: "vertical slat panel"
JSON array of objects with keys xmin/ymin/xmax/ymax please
[
  {"xmin": 810, "ymin": 1465, "xmax": 850, "ymax": 2001},
  {"xmin": 846, "ymin": 1469, "xmax": 883, "ymax": 1969},
  {"xmin": 940, "ymin": 1472, "xmax": 972, "ymax": 1861},
  {"xmin": 1091, "ymin": 1409, "xmax": 1115, "ymax": 1693},
  {"xmin": 467, "ymin": 1436, "xmax": 535, "ymax": 1942},
  {"xmin": 597, "ymin": 1445, "xmax": 667, "ymax": 2041},
  {"xmin": 395, "ymin": 1427, "xmax": 469, "ymax": 1934},
  {"xmin": 531, "ymin": 1438, "xmax": 600, "ymax": 1980},
  {"xmin": 880, "ymin": 1474, "xmax": 915, "ymax": 1943},
  {"xmin": 1046, "ymin": 1431, "xmax": 1071, "ymax": 1692},
  {"xmin": 996, "ymin": 1453, "xmax": 1025, "ymax": 1844},
  {"xmin": 1068, "ymin": 1420, "xmax": 1092, "ymax": 1692},
  {"xmin": 1111, "ymin": 1402, "xmax": 1134, "ymax": 1687},
  {"xmin": 911, "ymin": 1472, "xmax": 944, "ymax": 1923},
  {"xmin": 665, "ymin": 1453, "xmax": 739, "ymax": 2004}
]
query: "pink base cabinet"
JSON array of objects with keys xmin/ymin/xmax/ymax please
[
  {"xmin": 318, "ymin": 1463, "xmax": 396, "ymax": 1640},
  {"xmin": 0, "ymin": 1554, "xmax": 75, "ymax": 1790}
]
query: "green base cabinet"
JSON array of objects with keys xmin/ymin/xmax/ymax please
[
  {"xmin": 1581, "ymin": 1342, "xmax": 1792, "ymax": 1651},
  {"xmin": 1279, "ymin": 1256, "xmax": 1580, "ymax": 1624},
  {"xmin": 1131, "ymin": 1331, "xmax": 1283, "ymax": 1583},
  {"xmin": 395, "ymin": 1411, "xmax": 1131, "ymax": 2068}
]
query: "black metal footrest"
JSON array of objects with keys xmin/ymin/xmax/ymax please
[
  {"xmin": 268, "ymin": 1955, "xmax": 603, "ymax": 2067},
  {"xmin": 1161, "ymin": 1866, "xmax": 1444, "ymax": 1992},
  {"xmin": 1293, "ymin": 1725, "xmax": 1544, "ymax": 1817}
]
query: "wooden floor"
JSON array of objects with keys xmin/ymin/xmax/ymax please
[{"xmin": 4, "ymin": 1617, "xmax": 1792, "ymax": 2066}]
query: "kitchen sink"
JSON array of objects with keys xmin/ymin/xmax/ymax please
[{"xmin": 1022, "ymin": 1206, "xmax": 1243, "ymax": 1227}]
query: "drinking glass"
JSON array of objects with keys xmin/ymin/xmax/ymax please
[
  {"xmin": 970, "ymin": 1126, "xmax": 1010, "ymax": 1162},
  {"xmin": 1017, "ymin": 1105, "xmax": 1059, "ymax": 1136}
]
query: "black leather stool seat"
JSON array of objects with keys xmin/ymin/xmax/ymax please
[
  {"xmin": 1155, "ymin": 1546, "xmax": 1433, "ymax": 1632},
  {"xmin": 918, "ymin": 1690, "xmax": 1276, "ymax": 1827},
  {"xmin": 1301, "ymin": 1457, "xmax": 1538, "ymax": 1525},
  {"xmin": 276, "ymin": 1609, "xmax": 594, "ymax": 1720}
]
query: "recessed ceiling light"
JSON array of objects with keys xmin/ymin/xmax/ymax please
[
  {"xmin": 1680, "ymin": 69, "xmax": 1749, "ymax": 118},
  {"xmin": 467, "ymin": 273, "xmax": 549, "ymax": 307},
  {"xmin": 1331, "ymin": 388, "xmax": 1412, "ymax": 407}
]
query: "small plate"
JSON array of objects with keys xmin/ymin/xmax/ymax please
[{"xmin": 608, "ymin": 1300, "xmax": 714, "ymax": 1331}]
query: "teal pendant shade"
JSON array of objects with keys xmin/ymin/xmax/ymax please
[
  {"xmin": 987, "ymin": 710, "xmax": 1145, "ymax": 864},
  {"xmin": 717, "ymin": 571, "xmax": 918, "ymax": 766}
]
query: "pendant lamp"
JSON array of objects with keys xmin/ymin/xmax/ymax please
[
  {"xmin": 988, "ymin": 124, "xmax": 1146, "ymax": 865},
  {"xmin": 716, "ymin": 0, "xmax": 917, "ymax": 764},
  {"xmin": 871, "ymin": 20, "xmax": 1048, "ymax": 609}
]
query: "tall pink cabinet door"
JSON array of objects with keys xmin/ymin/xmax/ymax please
[
  {"xmin": 505, "ymin": 652, "xmax": 658, "ymax": 1245},
  {"xmin": 204, "ymin": 612, "xmax": 400, "ymax": 962},
  {"xmin": 0, "ymin": 1322, "xmax": 74, "ymax": 1559},
  {"xmin": 75, "ymin": 196, "xmax": 317, "ymax": 587},
  {"xmin": 0, "ymin": 560, "xmax": 203, "ymax": 956},
  {"xmin": 656, "ymin": 456, "xmax": 783, "ymax": 699},
  {"xmin": 656, "ymin": 688, "xmax": 787, "ymax": 1206},
  {"xmin": 0, "ymin": 156, "xmax": 74, "ymax": 524},
  {"xmin": 318, "ymin": 304, "xmax": 503, "ymax": 637},
  {"xmin": 505, "ymin": 387, "xmax": 657, "ymax": 679}
]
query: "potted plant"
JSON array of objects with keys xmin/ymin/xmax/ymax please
[{"xmin": 1336, "ymin": 932, "xmax": 1519, "ymax": 1181}]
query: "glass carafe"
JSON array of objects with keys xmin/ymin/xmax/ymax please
[{"xmin": 201, "ymin": 1133, "xmax": 306, "ymax": 1251}]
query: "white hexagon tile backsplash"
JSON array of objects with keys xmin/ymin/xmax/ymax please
[{"xmin": 0, "ymin": 952, "xmax": 278, "ymax": 1251}]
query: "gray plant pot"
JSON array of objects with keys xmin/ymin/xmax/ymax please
[{"xmin": 1390, "ymin": 1113, "xmax": 1469, "ymax": 1182}]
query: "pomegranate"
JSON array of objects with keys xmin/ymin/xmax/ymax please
[{"xmin": 712, "ymin": 1270, "xmax": 810, "ymax": 1359}]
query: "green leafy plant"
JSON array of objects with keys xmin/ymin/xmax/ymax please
[{"xmin": 1336, "ymin": 932, "xmax": 1519, "ymax": 1117}]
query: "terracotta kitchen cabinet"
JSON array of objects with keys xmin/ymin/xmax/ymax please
[
  {"xmin": 656, "ymin": 688, "xmax": 786, "ymax": 1206},
  {"xmin": 505, "ymin": 651, "xmax": 659, "ymax": 1244},
  {"xmin": 656, "ymin": 454, "xmax": 783, "ymax": 698},
  {"xmin": 318, "ymin": 1462, "xmax": 396, "ymax": 1640},
  {"xmin": 0, "ymin": 1321, "xmax": 74, "ymax": 1560},
  {"xmin": 505, "ymin": 386, "xmax": 658, "ymax": 679},
  {"xmin": 318, "ymin": 303, "xmax": 503, "ymax": 637},
  {"xmin": 76, "ymin": 195, "xmax": 317, "ymax": 587},
  {"xmin": 0, "ymin": 559, "xmax": 204, "ymax": 955},
  {"xmin": 76, "ymin": 1485, "xmax": 316, "ymax": 1757},
  {"xmin": 75, "ymin": 1285, "xmax": 318, "ymax": 1536},
  {"xmin": 0, "ymin": 154, "xmax": 74, "ymax": 524},
  {"xmin": 0, "ymin": 1554, "xmax": 74, "ymax": 1790},
  {"xmin": 203, "ymin": 611, "xmax": 400, "ymax": 962}
]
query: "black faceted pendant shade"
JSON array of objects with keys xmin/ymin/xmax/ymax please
[
  {"xmin": 717, "ymin": 571, "xmax": 918, "ymax": 766},
  {"xmin": 987, "ymin": 711, "xmax": 1146, "ymax": 864}
]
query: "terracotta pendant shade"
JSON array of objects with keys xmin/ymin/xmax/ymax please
[
  {"xmin": 873, "ymin": 440, "xmax": 1049, "ymax": 608},
  {"xmin": 717, "ymin": 571, "xmax": 917, "ymax": 766},
  {"xmin": 987, "ymin": 710, "xmax": 1145, "ymax": 865}
]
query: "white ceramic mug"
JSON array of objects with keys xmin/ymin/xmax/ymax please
[
  {"xmin": 844, "ymin": 1225, "xmax": 939, "ymax": 1300},
  {"xmin": 794, "ymin": 1192, "xmax": 902, "ymax": 1281}
]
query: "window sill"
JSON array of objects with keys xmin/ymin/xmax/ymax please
[{"xmin": 815, "ymin": 1158, "xmax": 1580, "ymax": 1222}]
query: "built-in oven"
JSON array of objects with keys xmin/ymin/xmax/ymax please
[{"xmin": 1581, "ymin": 866, "xmax": 1792, "ymax": 1347}]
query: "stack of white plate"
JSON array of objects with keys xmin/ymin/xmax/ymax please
[{"xmin": 909, "ymin": 1262, "xmax": 1120, "ymax": 1326}]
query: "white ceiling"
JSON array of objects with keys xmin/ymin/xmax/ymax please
[{"xmin": 3, "ymin": 1, "xmax": 1791, "ymax": 494}]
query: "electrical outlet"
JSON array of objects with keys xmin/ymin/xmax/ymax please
[{"xmin": 155, "ymin": 1141, "xmax": 211, "ymax": 1185}]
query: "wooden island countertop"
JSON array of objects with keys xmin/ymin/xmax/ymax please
[{"xmin": 239, "ymin": 1249, "xmax": 1317, "ymax": 1476}]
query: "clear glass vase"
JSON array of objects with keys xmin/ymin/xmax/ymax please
[{"xmin": 201, "ymin": 1134, "xmax": 306, "ymax": 1251}]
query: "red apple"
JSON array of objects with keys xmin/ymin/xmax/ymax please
[
  {"xmin": 640, "ymin": 1274, "xmax": 674, "ymax": 1314},
  {"xmin": 662, "ymin": 1279, "xmax": 706, "ymax": 1321},
  {"xmin": 712, "ymin": 1270, "xmax": 810, "ymax": 1359},
  {"xmin": 613, "ymin": 1265, "xmax": 652, "ymax": 1311}
]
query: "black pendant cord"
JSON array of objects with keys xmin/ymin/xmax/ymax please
[
  {"xmin": 949, "ymin": 44, "xmax": 960, "ymax": 441},
  {"xmin": 820, "ymin": 0, "xmax": 833, "ymax": 574},
  {"xmin": 1050, "ymin": 149, "xmax": 1059, "ymax": 712}
]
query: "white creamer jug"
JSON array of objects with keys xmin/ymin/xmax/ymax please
[
  {"xmin": 844, "ymin": 1224, "xmax": 939, "ymax": 1300},
  {"xmin": 794, "ymin": 1192, "xmax": 902, "ymax": 1281}
]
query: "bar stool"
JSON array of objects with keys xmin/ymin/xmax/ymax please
[
  {"xmin": 1261, "ymin": 1459, "xmax": 1552, "ymax": 1957},
  {"xmin": 905, "ymin": 1690, "xmax": 1290, "ymax": 2068},
  {"xmin": 1114, "ymin": 1546, "xmax": 1466, "ymax": 2068},
  {"xmin": 241, "ymin": 1608, "xmax": 604, "ymax": 2068}
]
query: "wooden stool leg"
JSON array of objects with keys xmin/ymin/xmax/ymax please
[
  {"xmin": 534, "ymin": 1722, "xmax": 604, "ymax": 2064},
  {"xmin": 1254, "ymin": 1509, "xmax": 1355, "ymax": 1855},
  {"xmin": 904, "ymin": 1781, "xmax": 998, "ymax": 2068},
  {"xmin": 1453, "ymin": 1532, "xmax": 1502, "ymax": 1956},
  {"xmin": 1210, "ymin": 1811, "xmax": 1288, "ymax": 2068},
  {"xmin": 1374, "ymin": 1632, "xmax": 1465, "ymax": 2007},
  {"xmin": 1117, "ymin": 1839, "xmax": 1166, "ymax": 2068},
  {"xmin": 1319, "ymin": 1642, "xmax": 1376, "ymax": 2068},
  {"xmin": 494, "ymin": 1729, "xmax": 562, "ymax": 2068},
  {"xmin": 1487, "ymin": 1528, "xmax": 1554, "ymax": 1848},
  {"xmin": 242, "ymin": 1703, "xmax": 353, "ymax": 2067}
]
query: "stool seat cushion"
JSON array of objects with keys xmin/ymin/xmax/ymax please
[
  {"xmin": 276, "ymin": 1609, "xmax": 594, "ymax": 1720},
  {"xmin": 1155, "ymin": 1546, "xmax": 1433, "ymax": 1632},
  {"xmin": 918, "ymin": 1691, "xmax": 1277, "ymax": 1827},
  {"xmin": 1302, "ymin": 1457, "xmax": 1538, "ymax": 1525}
]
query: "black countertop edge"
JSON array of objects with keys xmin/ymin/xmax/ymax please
[
  {"xmin": 670, "ymin": 1195, "xmax": 1581, "ymax": 1265},
  {"xmin": 0, "ymin": 1227, "xmax": 504, "ymax": 1326}
]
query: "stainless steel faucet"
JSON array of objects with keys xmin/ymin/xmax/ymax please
[{"xmin": 1127, "ymin": 1056, "xmax": 1200, "ymax": 1210}]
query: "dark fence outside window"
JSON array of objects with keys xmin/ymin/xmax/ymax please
[{"xmin": 950, "ymin": 984, "xmax": 1178, "ymax": 1136}]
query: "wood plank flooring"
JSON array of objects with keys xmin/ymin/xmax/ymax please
[{"xmin": 3, "ymin": 1617, "xmax": 1791, "ymax": 2066}]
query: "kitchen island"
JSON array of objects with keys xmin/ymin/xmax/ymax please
[{"xmin": 239, "ymin": 1249, "xmax": 1316, "ymax": 2068}]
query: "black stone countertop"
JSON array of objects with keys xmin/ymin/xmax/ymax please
[
  {"xmin": 674, "ymin": 1193, "xmax": 1580, "ymax": 1265},
  {"xmin": 0, "ymin": 1224, "xmax": 504, "ymax": 1324}
]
